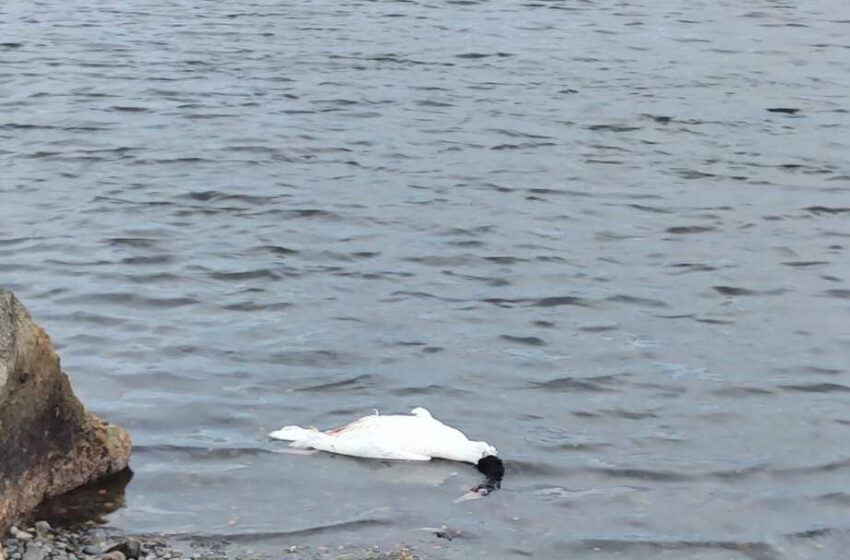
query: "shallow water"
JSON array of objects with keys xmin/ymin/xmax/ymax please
[{"xmin": 2, "ymin": 0, "xmax": 850, "ymax": 557}]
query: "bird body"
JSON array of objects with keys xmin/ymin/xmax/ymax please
[{"xmin": 269, "ymin": 407, "xmax": 496, "ymax": 464}]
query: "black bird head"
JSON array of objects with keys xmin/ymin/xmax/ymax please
[{"xmin": 471, "ymin": 455, "xmax": 504, "ymax": 495}]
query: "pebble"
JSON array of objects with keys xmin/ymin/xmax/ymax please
[
  {"xmin": 33, "ymin": 523, "xmax": 50, "ymax": 539},
  {"xmin": 9, "ymin": 529, "xmax": 33, "ymax": 542},
  {"xmin": 2, "ymin": 522, "xmax": 418, "ymax": 560},
  {"xmin": 104, "ymin": 541, "xmax": 140, "ymax": 560},
  {"xmin": 22, "ymin": 543, "xmax": 46, "ymax": 560}
]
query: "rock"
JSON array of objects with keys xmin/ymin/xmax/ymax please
[
  {"xmin": 33, "ymin": 521, "xmax": 51, "ymax": 538},
  {"xmin": 21, "ymin": 543, "xmax": 45, "ymax": 560},
  {"xmin": 0, "ymin": 289, "xmax": 132, "ymax": 533},
  {"xmin": 101, "ymin": 552, "xmax": 126, "ymax": 560},
  {"xmin": 0, "ymin": 542, "xmax": 5, "ymax": 560},
  {"xmin": 103, "ymin": 540, "xmax": 141, "ymax": 560},
  {"xmin": 10, "ymin": 528, "xmax": 33, "ymax": 542}
]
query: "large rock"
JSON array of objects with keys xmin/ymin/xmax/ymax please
[{"xmin": 0, "ymin": 289, "xmax": 131, "ymax": 534}]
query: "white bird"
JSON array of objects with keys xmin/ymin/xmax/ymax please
[{"xmin": 269, "ymin": 407, "xmax": 504, "ymax": 495}]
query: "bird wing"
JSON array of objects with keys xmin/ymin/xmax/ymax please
[{"xmin": 316, "ymin": 433, "xmax": 432, "ymax": 461}]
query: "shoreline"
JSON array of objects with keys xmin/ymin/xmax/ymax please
[{"xmin": 0, "ymin": 523, "xmax": 422, "ymax": 560}]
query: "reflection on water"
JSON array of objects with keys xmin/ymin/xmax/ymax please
[
  {"xmin": 2, "ymin": 0, "xmax": 850, "ymax": 557},
  {"xmin": 33, "ymin": 469, "xmax": 134, "ymax": 527}
]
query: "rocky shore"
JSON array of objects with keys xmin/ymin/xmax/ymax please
[
  {"xmin": 0, "ymin": 523, "xmax": 421, "ymax": 560},
  {"xmin": 1, "ymin": 289, "xmax": 435, "ymax": 560}
]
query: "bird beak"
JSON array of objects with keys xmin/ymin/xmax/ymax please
[{"xmin": 453, "ymin": 490, "xmax": 485, "ymax": 503}]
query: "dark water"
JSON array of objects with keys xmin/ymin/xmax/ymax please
[{"xmin": 2, "ymin": 0, "xmax": 850, "ymax": 557}]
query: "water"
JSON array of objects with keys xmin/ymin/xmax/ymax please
[{"xmin": 2, "ymin": 0, "xmax": 850, "ymax": 557}]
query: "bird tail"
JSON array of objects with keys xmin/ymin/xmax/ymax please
[{"xmin": 269, "ymin": 425, "xmax": 319, "ymax": 448}]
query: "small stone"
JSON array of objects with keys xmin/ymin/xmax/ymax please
[
  {"xmin": 101, "ymin": 552, "xmax": 125, "ymax": 560},
  {"xmin": 11, "ymin": 529, "xmax": 33, "ymax": 542},
  {"xmin": 125, "ymin": 541, "xmax": 141, "ymax": 560},
  {"xmin": 22, "ymin": 543, "xmax": 45, "ymax": 560},
  {"xmin": 33, "ymin": 522, "xmax": 51, "ymax": 539},
  {"xmin": 103, "ymin": 541, "xmax": 140, "ymax": 560}
]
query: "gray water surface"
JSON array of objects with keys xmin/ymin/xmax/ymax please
[{"xmin": 2, "ymin": 0, "xmax": 850, "ymax": 558}]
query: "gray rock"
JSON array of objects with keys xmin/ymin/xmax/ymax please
[
  {"xmin": 10, "ymin": 529, "xmax": 33, "ymax": 542},
  {"xmin": 22, "ymin": 542, "xmax": 45, "ymax": 560},
  {"xmin": 0, "ymin": 289, "xmax": 132, "ymax": 534},
  {"xmin": 33, "ymin": 522, "xmax": 50, "ymax": 539},
  {"xmin": 103, "ymin": 541, "xmax": 140, "ymax": 560},
  {"xmin": 101, "ymin": 552, "xmax": 126, "ymax": 560}
]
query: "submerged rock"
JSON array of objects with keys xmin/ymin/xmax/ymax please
[{"xmin": 0, "ymin": 289, "xmax": 132, "ymax": 534}]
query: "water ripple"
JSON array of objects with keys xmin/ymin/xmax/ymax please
[{"xmin": 3, "ymin": 0, "xmax": 850, "ymax": 555}]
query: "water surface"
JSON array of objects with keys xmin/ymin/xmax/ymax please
[{"xmin": 2, "ymin": 0, "xmax": 850, "ymax": 558}]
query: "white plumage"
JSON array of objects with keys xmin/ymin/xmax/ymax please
[{"xmin": 269, "ymin": 407, "xmax": 497, "ymax": 464}]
